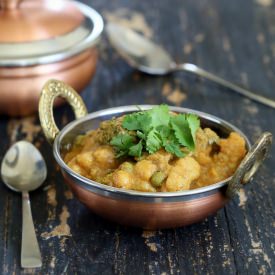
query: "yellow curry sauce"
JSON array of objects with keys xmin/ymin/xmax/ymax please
[{"xmin": 64, "ymin": 118, "xmax": 247, "ymax": 192}]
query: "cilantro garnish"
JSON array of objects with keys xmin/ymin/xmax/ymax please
[
  {"xmin": 110, "ymin": 133, "xmax": 136, "ymax": 158},
  {"xmin": 110, "ymin": 105, "xmax": 200, "ymax": 158}
]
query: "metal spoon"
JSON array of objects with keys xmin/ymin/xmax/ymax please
[
  {"xmin": 1, "ymin": 141, "xmax": 46, "ymax": 268},
  {"xmin": 106, "ymin": 23, "xmax": 275, "ymax": 109}
]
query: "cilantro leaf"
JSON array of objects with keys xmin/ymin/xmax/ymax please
[
  {"xmin": 122, "ymin": 112, "xmax": 152, "ymax": 133},
  {"xmin": 137, "ymin": 130, "xmax": 146, "ymax": 139},
  {"xmin": 129, "ymin": 141, "xmax": 143, "ymax": 157},
  {"xmin": 171, "ymin": 114, "xmax": 194, "ymax": 150},
  {"xmin": 109, "ymin": 105, "xmax": 200, "ymax": 158},
  {"xmin": 110, "ymin": 133, "xmax": 135, "ymax": 149},
  {"xmin": 110, "ymin": 133, "xmax": 135, "ymax": 157},
  {"xmin": 149, "ymin": 105, "xmax": 170, "ymax": 128},
  {"xmin": 157, "ymin": 125, "xmax": 171, "ymax": 139},
  {"xmin": 146, "ymin": 129, "xmax": 162, "ymax": 154},
  {"xmin": 187, "ymin": 114, "xmax": 200, "ymax": 142},
  {"xmin": 163, "ymin": 139, "xmax": 185, "ymax": 158}
]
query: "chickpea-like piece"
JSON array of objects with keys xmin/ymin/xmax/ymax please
[
  {"xmin": 151, "ymin": 171, "xmax": 166, "ymax": 187},
  {"xmin": 90, "ymin": 166, "xmax": 101, "ymax": 179},
  {"xmin": 68, "ymin": 159, "xmax": 87, "ymax": 177},
  {"xmin": 113, "ymin": 170, "xmax": 132, "ymax": 189},
  {"xmin": 165, "ymin": 172, "xmax": 186, "ymax": 191},
  {"xmin": 134, "ymin": 160, "xmax": 157, "ymax": 181},
  {"xmin": 132, "ymin": 180, "xmax": 156, "ymax": 192},
  {"xmin": 173, "ymin": 157, "xmax": 201, "ymax": 181},
  {"xmin": 166, "ymin": 157, "xmax": 200, "ymax": 191},
  {"xmin": 119, "ymin": 162, "xmax": 134, "ymax": 173},
  {"xmin": 76, "ymin": 152, "xmax": 94, "ymax": 170},
  {"xmin": 93, "ymin": 146, "xmax": 116, "ymax": 168}
]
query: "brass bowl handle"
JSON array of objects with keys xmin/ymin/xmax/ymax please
[
  {"xmin": 39, "ymin": 79, "xmax": 88, "ymax": 144},
  {"xmin": 226, "ymin": 132, "xmax": 272, "ymax": 198}
]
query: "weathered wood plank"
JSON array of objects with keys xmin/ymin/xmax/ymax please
[{"xmin": 0, "ymin": 0, "xmax": 274, "ymax": 274}]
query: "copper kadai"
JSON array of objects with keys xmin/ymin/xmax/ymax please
[
  {"xmin": 0, "ymin": 0, "xmax": 103, "ymax": 116},
  {"xmin": 38, "ymin": 79, "xmax": 272, "ymax": 229}
]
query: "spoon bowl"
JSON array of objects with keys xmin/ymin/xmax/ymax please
[
  {"xmin": 1, "ymin": 141, "xmax": 47, "ymax": 268},
  {"xmin": 2, "ymin": 141, "xmax": 47, "ymax": 192},
  {"xmin": 106, "ymin": 23, "xmax": 173, "ymax": 75},
  {"xmin": 106, "ymin": 22, "xmax": 275, "ymax": 109}
]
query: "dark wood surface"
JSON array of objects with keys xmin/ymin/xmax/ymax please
[{"xmin": 1, "ymin": 0, "xmax": 275, "ymax": 274}]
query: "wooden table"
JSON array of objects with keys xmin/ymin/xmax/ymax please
[{"xmin": 1, "ymin": 0, "xmax": 274, "ymax": 274}]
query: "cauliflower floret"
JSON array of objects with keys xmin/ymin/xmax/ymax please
[
  {"xmin": 93, "ymin": 145, "xmax": 117, "ymax": 168},
  {"xmin": 134, "ymin": 160, "xmax": 157, "ymax": 181},
  {"xmin": 76, "ymin": 151, "xmax": 94, "ymax": 170},
  {"xmin": 165, "ymin": 157, "xmax": 200, "ymax": 191},
  {"xmin": 113, "ymin": 170, "xmax": 132, "ymax": 189},
  {"xmin": 146, "ymin": 149, "xmax": 173, "ymax": 171},
  {"xmin": 132, "ymin": 179, "xmax": 156, "ymax": 192}
]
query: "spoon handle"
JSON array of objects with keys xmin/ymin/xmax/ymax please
[
  {"xmin": 176, "ymin": 63, "xmax": 275, "ymax": 109},
  {"xmin": 21, "ymin": 191, "xmax": 42, "ymax": 268}
]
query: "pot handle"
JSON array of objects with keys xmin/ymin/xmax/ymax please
[
  {"xmin": 39, "ymin": 79, "xmax": 88, "ymax": 145},
  {"xmin": 226, "ymin": 132, "xmax": 272, "ymax": 198}
]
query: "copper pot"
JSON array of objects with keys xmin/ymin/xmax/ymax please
[
  {"xmin": 0, "ymin": 0, "xmax": 103, "ymax": 116},
  {"xmin": 39, "ymin": 80, "xmax": 273, "ymax": 229}
]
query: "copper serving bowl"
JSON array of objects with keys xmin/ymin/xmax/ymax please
[
  {"xmin": 0, "ymin": 0, "xmax": 103, "ymax": 116},
  {"xmin": 39, "ymin": 80, "xmax": 272, "ymax": 229}
]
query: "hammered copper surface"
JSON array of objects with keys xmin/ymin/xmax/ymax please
[
  {"xmin": 0, "ymin": 49, "xmax": 97, "ymax": 116},
  {"xmin": 64, "ymin": 172, "xmax": 228, "ymax": 229},
  {"xmin": 0, "ymin": 0, "xmax": 21, "ymax": 10},
  {"xmin": 0, "ymin": 0, "xmax": 102, "ymax": 116},
  {"xmin": 0, "ymin": 0, "xmax": 83, "ymax": 42}
]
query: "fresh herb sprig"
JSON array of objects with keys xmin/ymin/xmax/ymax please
[{"xmin": 110, "ymin": 105, "xmax": 200, "ymax": 158}]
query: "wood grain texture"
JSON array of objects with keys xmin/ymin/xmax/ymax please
[{"xmin": 0, "ymin": 0, "xmax": 274, "ymax": 274}]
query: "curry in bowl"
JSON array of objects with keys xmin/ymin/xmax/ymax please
[
  {"xmin": 39, "ymin": 80, "xmax": 272, "ymax": 228},
  {"xmin": 64, "ymin": 105, "xmax": 246, "ymax": 192}
]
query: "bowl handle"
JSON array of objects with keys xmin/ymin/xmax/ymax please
[
  {"xmin": 39, "ymin": 79, "xmax": 88, "ymax": 144},
  {"xmin": 226, "ymin": 132, "xmax": 272, "ymax": 198}
]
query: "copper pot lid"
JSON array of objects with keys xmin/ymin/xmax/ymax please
[{"xmin": 0, "ymin": 0, "xmax": 103, "ymax": 66}]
